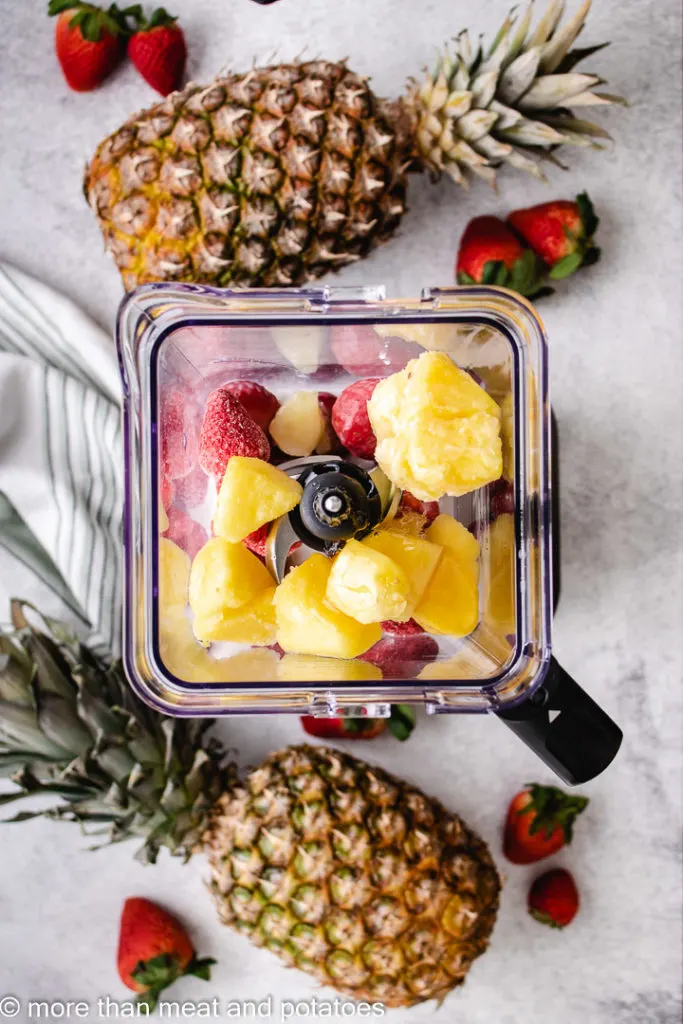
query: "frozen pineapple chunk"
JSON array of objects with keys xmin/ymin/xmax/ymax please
[
  {"xmin": 269, "ymin": 390, "xmax": 324, "ymax": 456},
  {"xmin": 159, "ymin": 537, "xmax": 191, "ymax": 611},
  {"xmin": 278, "ymin": 653, "xmax": 382, "ymax": 682},
  {"xmin": 414, "ymin": 552, "xmax": 480, "ymax": 637},
  {"xmin": 326, "ymin": 540, "xmax": 410, "ymax": 624},
  {"xmin": 214, "ymin": 457, "xmax": 303, "ymax": 543},
  {"xmin": 193, "ymin": 587, "xmax": 277, "ymax": 645},
  {"xmin": 361, "ymin": 528, "xmax": 442, "ymax": 619},
  {"xmin": 483, "ymin": 513, "xmax": 516, "ymax": 637},
  {"xmin": 368, "ymin": 350, "xmax": 502, "ymax": 500},
  {"xmin": 189, "ymin": 537, "xmax": 273, "ymax": 623},
  {"xmin": 274, "ymin": 554, "xmax": 381, "ymax": 659},
  {"xmin": 426, "ymin": 514, "xmax": 480, "ymax": 578}
]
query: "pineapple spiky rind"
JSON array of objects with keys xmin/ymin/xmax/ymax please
[
  {"xmin": 84, "ymin": 1, "xmax": 623, "ymax": 291},
  {"xmin": 1, "ymin": 604, "xmax": 500, "ymax": 1007}
]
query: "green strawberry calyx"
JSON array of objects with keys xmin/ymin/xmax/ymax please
[
  {"xmin": 550, "ymin": 191, "xmax": 601, "ymax": 278},
  {"xmin": 123, "ymin": 5, "xmax": 180, "ymax": 31},
  {"xmin": 132, "ymin": 953, "xmax": 216, "ymax": 1013},
  {"xmin": 457, "ymin": 248, "xmax": 552, "ymax": 301},
  {"xmin": 48, "ymin": 1, "xmax": 133, "ymax": 40},
  {"xmin": 521, "ymin": 783, "xmax": 589, "ymax": 843}
]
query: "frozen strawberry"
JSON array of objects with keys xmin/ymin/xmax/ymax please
[
  {"xmin": 164, "ymin": 508, "xmax": 208, "ymax": 560},
  {"xmin": 489, "ymin": 478, "xmax": 514, "ymax": 519},
  {"xmin": 331, "ymin": 324, "xmax": 421, "ymax": 376},
  {"xmin": 160, "ymin": 474, "xmax": 175, "ymax": 511},
  {"xmin": 331, "ymin": 378, "xmax": 380, "ymax": 460},
  {"xmin": 244, "ymin": 525, "xmax": 300, "ymax": 561},
  {"xmin": 199, "ymin": 388, "xmax": 270, "ymax": 483},
  {"xmin": 316, "ymin": 391, "xmax": 343, "ymax": 455},
  {"xmin": 381, "ymin": 617, "xmax": 426, "ymax": 635},
  {"xmin": 174, "ymin": 466, "xmax": 209, "ymax": 509},
  {"xmin": 160, "ymin": 388, "xmax": 196, "ymax": 480},
  {"xmin": 396, "ymin": 492, "xmax": 440, "ymax": 525},
  {"xmin": 361, "ymin": 633, "xmax": 438, "ymax": 680},
  {"xmin": 222, "ymin": 380, "xmax": 280, "ymax": 433}
]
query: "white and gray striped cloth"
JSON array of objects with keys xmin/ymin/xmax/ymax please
[{"xmin": 0, "ymin": 262, "xmax": 123, "ymax": 654}]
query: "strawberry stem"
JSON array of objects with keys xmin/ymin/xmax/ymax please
[{"xmin": 522, "ymin": 783, "xmax": 589, "ymax": 843}]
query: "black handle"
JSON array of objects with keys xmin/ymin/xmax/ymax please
[{"xmin": 498, "ymin": 657, "xmax": 622, "ymax": 785}]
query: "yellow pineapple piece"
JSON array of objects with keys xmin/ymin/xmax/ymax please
[
  {"xmin": 326, "ymin": 540, "xmax": 411, "ymax": 624},
  {"xmin": 499, "ymin": 392, "xmax": 514, "ymax": 482},
  {"xmin": 361, "ymin": 528, "xmax": 442, "ymax": 618},
  {"xmin": 274, "ymin": 554, "xmax": 380, "ymax": 659},
  {"xmin": 159, "ymin": 537, "xmax": 191, "ymax": 612},
  {"xmin": 375, "ymin": 322, "xmax": 461, "ymax": 352},
  {"xmin": 484, "ymin": 513, "xmax": 516, "ymax": 637},
  {"xmin": 159, "ymin": 498, "xmax": 169, "ymax": 534},
  {"xmin": 278, "ymin": 654, "xmax": 382, "ymax": 682},
  {"xmin": 189, "ymin": 537, "xmax": 273, "ymax": 623},
  {"xmin": 414, "ymin": 552, "xmax": 480, "ymax": 637},
  {"xmin": 214, "ymin": 457, "xmax": 303, "ymax": 543},
  {"xmin": 193, "ymin": 587, "xmax": 277, "ymax": 646},
  {"xmin": 368, "ymin": 350, "xmax": 502, "ymax": 500},
  {"xmin": 426, "ymin": 514, "xmax": 480, "ymax": 578},
  {"xmin": 269, "ymin": 390, "xmax": 324, "ymax": 456},
  {"xmin": 160, "ymin": 607, "xmax": 217, "ymax": 682},
  {"xmin": 214, "ymin": 648, "xmax": 280, "ymax": 683}
]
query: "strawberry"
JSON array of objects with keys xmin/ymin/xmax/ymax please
[
  {"xmin": 330, "ymin": 324, "xmax": 420, "ymax": 377},
  {"xmin": 396, "ymin": 491, "xmax": 439, "ymax": 525},
  {"xmin": 528, "ymin": 869, "xmax": 580, "ymax": 929},
  {"xmin": 361, "ymin": 633, "xmax": 438, "ymax": 681},
  {"xmin": 117, "ymin": 897, "xmax": 215, "ymax": 1011},
  {"xmin": 222, "ymin": 380, "xmax": 280, "ymax": 433},
  {"xmin": 489, "ymin": 478, "xmax": 514, "ymax": 520},
  {"xmin": 174, "ymin": 465, "xmax": 209, "ymax": 510},
  {"xmin": 301, "ymin": 704, "xmax": 416, "ymax": 741},
  {"xmin": 160, "ymin": 387, "xmax": 197, "ymax": 481},
  {"xmin": 503, "ymin": 784, "xmax": 589, "ymax": 865},
  {"xmin": 456, "ymin": 216, "xmax": 546, "ymax": 298},
  {"xmin": 199, "ymin": 388, "xmax": 270, "ymax": 484},
  {"xmin": 507, "ymin": 193, "xmax": 600, "ymax": 279},
  {"xmin": 163, "ymin": 508, "xmax": 207, "ymax": 560},
  {"xmin": 49, "ymin": 1, "xmax": 127, "ymax": 92},
  {"xmin": 243, "ymin": 525, "xmax": 300, "ymax": 561},
  {"xmin": 315, "ymin": 391, "xmax": 343, "ymax": 455},
  {"xmin": 128, "ymin": 7, "xmax": 187, "ymax": 96},
  {"xmin": 381, "ymin": 617, "xmax": 425, "ymax": 635},
  {"xmin": 331, "ymin": 378, "xmax": 380, "ymax": 460}
]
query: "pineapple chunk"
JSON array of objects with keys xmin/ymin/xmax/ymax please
[
  {"xmin": 274, "ymin": 554, "xmax": 381, "ymax": 659},
  {"xmin": 414, "ymin": 552, "xmax": 480, "ymax": 637},
  {"xmin": 326, "ymin": 540, "xmax": 411, "ymax": 624},
  {"xmin": 214, "ymin": 648, "xmax": 279, "ymax": 682},
  {"xmin": 189, "ymin": 537, "xmax": 273, "ymax": 622},
  {"xmin": 375, "ymin": 322, "xmax": 461, "ymax": 352},
  {"xmin": 214, "ymin": 457, "xmax": 303, "ymax": 543},
  {"xmin": 274, "ymin": 326, "xmax": 324, "ymax": 372},
  {"xmin": 368, "ymin": 351, "xmax": 502, "ymax": 500},
  {"xmin": 361, "ymin": 528, "xmax": 442, "ymax": 618},
  {"xmin": 426, "ymin": 514, "xmax": 480, "ymax": 578},
  {"xmin": 193, "ymin": 587, "xmax": 277, "ymax": 645},
  {"xmin": 483, "ymin": 513, "xmax": 516, "ymax": 637},
  {"xmin": 499, "ymin": 392, "xmax": 514, "ymax": 482},
  {"xmin": 269, "ymin": 390, "xmax": 324, "ymax": 456},
  {"xmin": 159, "ymin": 537, "xmax": 191, "ymax": 611},
  {"xmin": 278, "ymin": 654, "xmax": 382, "ymax": 682}
]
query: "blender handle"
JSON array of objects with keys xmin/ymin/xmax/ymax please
[{"xmin": 497, "ymin": 657, "xmax": 622, "ymax": 785}]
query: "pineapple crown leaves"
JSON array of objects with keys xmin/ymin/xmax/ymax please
[
  {"xmin": 522, "ymin": 782, "xmax": 589, "ymax": 843},
  {"xmin": 409, "ymin": 0, "xmax": 627, "ymax": 189},
  {"xmin": 48, "ymin": 0, "xmax": 133, "ymax": 41},
  {"xmin": 0, "ymin": 601, "xmax": 234, "ymax": 864}
]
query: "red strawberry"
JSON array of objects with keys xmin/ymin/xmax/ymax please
[
  {"xmin": 331, "ymin": 324, "xmax": 420, "ymax": 377},
  {"xmin": 160, "ymin": 387, "xmax": 197, "ymax": 481},
  {"xmin": 160, "ymin": 473, "xmax": 175, "ymax": 511},
  {"xmin": 331, "ymin": 378, "xmax": 380, "ymax": 460},
  {"xmin": 489, "ymin": 478, "xmax": 514, "ymax": 520},
  {"xmin": 397, "ymin": 492, "xmax": 439, "ymax": 525},
  {"xmin": 316, "ymin": 391, "xmax": 343, "ymax": 455},
  {"xmin": 507, "ymin": 193, "xmax": 600, "ymax": 279},
  {"xmin": 528, "ymin": 869, "xmax": 580, "ymax": 929},
  {"xmin": 380, "ymin": 617, "xmax": 425, "ymax": 635},
  {"xmin": 49, "ymin": 1, "xmax": 127, "ymax": 92},
  {"xmin": 301, "ymin": 704, "xmax": 416, "ymax": 741},
  {"xmin": 174, "ymin": 465, "xmax": 209, "ymax": 510},
  {"xmin": 361, "ymin": 633, "xmax": 438, "ymax": 681},
  {"xmin": 199, "ymin": 388, "xmax": 270, "ymax": 484},
  {"xmin": 503, "ymin": 784, "xmax": 589, "ymax": 865},
  {"xmin": 117, "ymin": 897, "xmax": 214, "ymax": 1011},
  {"xmin": 222, "ymin": 380, "xmax": 280, "ymax": 433},
  {"xmin": 243, "ymin": 525, "xmax": 300, "ymax": 561},
  {"xmin": 128, "ymin": 8, "xmax": 187, "ymax": 96},
  {"xmin": 456, "ymin": 216, "xmax": 546, "ymax": 298},
  {"xmin": 164, "ymin": 508, "xmax": 207, "ymax": 560}
]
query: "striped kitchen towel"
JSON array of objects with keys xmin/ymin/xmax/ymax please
[{"xmin": 0, "ymin": 262, "xmax": 123, "ymax": 654}]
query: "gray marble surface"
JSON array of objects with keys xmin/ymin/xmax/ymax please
[{"xmin": 1, "ymin": 1, "xmax": 682, "ymax": 1022}]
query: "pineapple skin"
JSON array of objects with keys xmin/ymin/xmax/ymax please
[
  {"xmin": 204, "ymin": 744, "xmax": 500, "ymax": 1008},
  {"xmin": 84, "ymin": 62, "xmax": 414, "ymax": 292}
]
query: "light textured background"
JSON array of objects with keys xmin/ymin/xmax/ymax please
[{"xmin": 1, "ymin": 1, "xmax": 682, "ymax": 1022}]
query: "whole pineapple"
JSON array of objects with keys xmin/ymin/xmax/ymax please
[
  {"xmin": 85, "ymin": 0, "xmax": 624, "ymax": 291},
  {"xmin": 0, "ymin": 603, "xmax": 499, "ymax": 1008}
]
